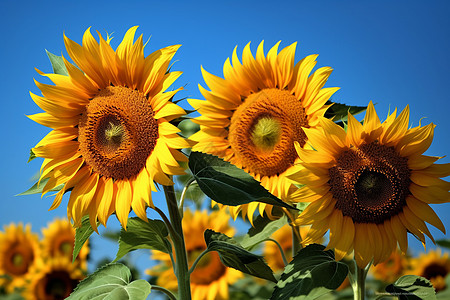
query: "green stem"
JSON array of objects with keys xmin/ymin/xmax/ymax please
[
  {"xmin": 163, "ymin": 184, "xmax": 192, "ymax": 300},
  {"xmin": 267, "ymin": 238, "xmax": 289, "ymax": 266},
  {"xmin": 188, "ymin": 249, "xmax": 211, "ymax": 274},
  {"xmin": 290, "ymin": 223, "xmax": 301, "ymax": 256},
  {"xmin": 349, "ymin": 259, "xmax": 371, "ymax": 300},
  {"xmin": 179, "ymin": 178, "xmax": 195, "ymax": 216},
  {"xmin": 152, "ymin": 285, "xmax": 177, "ymax": 300}
]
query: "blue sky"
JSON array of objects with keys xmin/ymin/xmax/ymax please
[{"xmin": 1, "ymin": 0, "xmax": 450, "ymax": 277}]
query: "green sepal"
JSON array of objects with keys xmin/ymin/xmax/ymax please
[
  {"xmin": 189, "ymin": 151, "xmax": 297, "ymax": 210},
  {"xmin": 73, "ymin": 216, "xmax": 94, "ymax": 263},
  {"xmin": 270, "ymin": 244, "xmax": 348, "ymax": 300},
  {"xmin": 436, "ymin": 239, "xmax": 450, "ymax": 250},
  {"xmin": 16, "ymin": 177, "xmax": 63, "ymax": 196},
  {"xmin": 325, "ymin": 101, "xmax": 367, "ymax": 123},
  {"xmin": 45, "ymin": 50, "xmax": 68, "ymax": 76},
  {"xmin": 386, "ymin": 275, "xmax": 436, "ymax": 300},
  {"xmin": 27, "ymin": 149, "xmax": 36, "ymax": 163},
  {"xmin": 204, "ymin": 229, "xmax": 277, "ymax": 283},
  {"xmin": 113, "ymin": 217, "xmax": 172, "ymax": 262},
  {"xmin": 66, "ymin": 263, "xmax": 151, "ymax": 300}
]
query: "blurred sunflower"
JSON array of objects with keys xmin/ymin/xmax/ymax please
[
  {"xmin": 29, "ymin": 26, "xmax": 190, "ymax": 229},
  {"xmin": 407, "ymin": 249, "xmax": 450, "ymax": 291},
  {"xmin": 41, "ymin": 218, "xmax": 88, "ymax": 270},
  {"xmin": 0, "ymin": 223, "xmax": 40, "ymax": 293},
  {"xmin": 24, "ymin": 256, "xmax": 85, "ymax": 300},
  {"xmin": 189, "ymin": 41, "xmax": 338, "ymax": 222},
  {"xmin": 263, "ymin": 224, "xmax": 320, "ymax": 272},
  {"xmin": 371, "ymin": 250, "xmax": 408, "ymax": 283},
  {"xmin": 288, "ymin": 101, "xmax": 450, "ymax": 268},
  {"xmin": 148, "ymin": 210, "xmax": 243, "ymax": 300}
]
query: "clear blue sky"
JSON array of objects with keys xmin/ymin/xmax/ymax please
[{"xmin": 1, "ymin": 0, "xmax": 450, "ymax": 276}]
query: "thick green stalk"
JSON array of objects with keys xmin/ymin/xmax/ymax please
[
  {"xmin": 349, "ymin": 259, "xmax": 370, "ymax": 300},
  {"xmin": 163, "ymin": 184, "xmax": 192, "ymax": 300}
]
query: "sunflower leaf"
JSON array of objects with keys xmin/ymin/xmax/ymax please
[
  {"xmin": 204, "ymin": 229, "xmax": 277, "ymax": 283},
  {"xmin": 386, "ymin": 275, "xmax": 436, "ymax": 300},
  {"xmin": 189, "ymin": 152, "xmax": 297, "ymax": 210},
  {"xmin": 73, "ymin": 216, "xmax": 94, "ymax": 263},
  {"xmin": 240, "ymin": 215, "xmax": 288, "ymax": 251},
  {"xmin": 325, "ymin": 101, "xmax": 367, "ymax": 123},
  {"xmin": 67, "ymin": 263, "xmax": 151, "ymax": 300},
  {"xmin": 270, "ymin": 243, "xmax": 348, "ymax": 300},
  {"xmin": 16, "ymin": 177, "xmax": 64, "ymax": 196},
  {"xmin": 45, "ymin": 50, "xmax": 68, "ymax": 76},
  {"xmin": 114, "ymin": 217, "xmax": 172, "ymax": 262}
]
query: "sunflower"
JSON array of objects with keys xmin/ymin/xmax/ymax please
[
  {"xmin": 371, "ymin": 250, "xmax": 408, "ymax": 283},
  {"xmin": 407, "ymin": 249, "xmax": 450, "ymax": 291},
  {"xmin": 29, "ymin": 27, "xmax": 190, "ymax": 229},
  {"xmin": 189, "ymin": 41, "xmax": 338, "ymax": 222},
  {"xmin": 0, "ymin": 223, "xmax": 40, "ymax": 292},
  {"xmin": 24, "ymin": 256, "xmax": 85, "ymax": 300},
  {"xmin": 288, "ymin": 101, "xmax": 450, "ymax": 268},
  {"xmin": 41, "ymin": 218, "xmax": 88, "ymax": 270},
  {"xmin": 148, "ymin": 210, "xmax": 243, "ymax": 300}
]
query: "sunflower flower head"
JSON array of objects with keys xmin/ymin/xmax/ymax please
[
  {"xmin": 41, "ymin": 218, "xmax": 89, "ymax": 270},
  {"xmin": 407, "ymin": 249, "xmax": 450, "ymax": 292},
  {"xmin": 189, "ymin": 41, "xmax": 338, "ymax": 222},
  {"xmin": 371, "ymin": 250, "xmax": 408, "ymax": 283},
  {"xmin": 24, "ymin": 256, "xmax": 85, "ymax": 300},
  {"xmin": 29, "ymin": 26, "xmax": 190, "ymax": 230},
  {"xmin": 288, "ymin": 101, "xmax": 450, "ymax": 268},
  {"xmin": 148, "ymin": 209, "xmax": 243, "ymax": 300},
  {"xmin": 0, "ymin": 223, "xmax": 40, "ymax": 293}
]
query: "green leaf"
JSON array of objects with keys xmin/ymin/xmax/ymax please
[
  {"xmin": 240, "ymin": 215, "xmax": 288, "ymax": 251},
  {"xmin": 189, "ymin": 152, "xmax": 297, "ymax": 210},
  {"xmin": 46, "ymin": 50, "xmax": 68, "ymax": 76},
  {"xmin": 114, "ymin": 217, "xmax": 171, "ymax": 262},
  {"xmin": 67, "ymin": 263, "xmax": 151, "ymax": 300},
  {"xmin": 386, "ymin": 275, "xmax": 436, "ymax": 300},
  {"xmin": 27, "ymin": 149, "xmax": 36, "ymax": 163},
  {"xmin": 270, "ymin": 244, "xmax": 348, "ymax": 300},
  {"xmin": 436, "ymin": 239, "xmax": 450, "ymax": 250},
  {"xmin": 325, "ymin": 101, "xmax": 367, "ymax": 123},
  {"xmin": 204, "ymin": 229, "xmax": 276, "ymax": 283},
  {"xmin": 73, "ymin": 216, "xmax": 94, "ymax": 263},
  {"xmin": 16, "ymin": 177, "xmax": 64, "ymax": 196},
  {"xmin": 436, "ymin": 274, "xmax": 450, "ymax": 299}
]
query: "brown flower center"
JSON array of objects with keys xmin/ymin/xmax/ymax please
[
  {"xmin": 4, "ymin": 244, "xmax": 35, "ymax": 276},
  {"xmin": 228, "ymin": 88, "xmax": 308, "ymax": 176},
  {"xmin": 329, "ymin": 141, "xmax": 411, "ymax": 224},
  {"xmin": 35, "ymin": 270, "xmax": 79, "ymax": 300},
  {"xmin": 79, "ymin": 86, "xmax": 158, "ymax": 180},
  {"xmin": 190, "ymin": 250, "xmax": 227, "ymax": 285}
]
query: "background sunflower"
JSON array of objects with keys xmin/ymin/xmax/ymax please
[{"xmin": 288, "ymin": 102, "xmax": 450, "ymax": 268}]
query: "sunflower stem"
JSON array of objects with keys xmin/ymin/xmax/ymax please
[
  {"xmin": 163, "ymin": 184, "xmax": 192, "ymax": 300},
  {"xmin": 188, "ymin": 249, "xmax": 211, "ymax": 274},
  {"xmin": 349, "ymin": 259, "xmax": 370, "ymax": 300},
  {"xmin": 267, "ymin": 238, "xmax": 289, "ymax": 266},
  {"xmin": 152, "ymin": 285, "xmax": 177, "ymax": 300},
  {"xmin": 290, "ymin": 222, "xmax": 302, "ymax": 256},
  {"xmin": 179, "ymin": 178, "xmax": 195, "ymax": 217}
]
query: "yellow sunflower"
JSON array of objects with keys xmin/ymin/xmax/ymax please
[
  {"xmin": 0, "ymin": 223, "xmax": 40, "ymax": 292},
  {"xmin": 371, "ymin": 250, "xmax": 408, "ymax": 283},
  {"xmin": 24, "ymin": 256, "xmax": 85, "ymax": 300},
  {"xmin": 189, "ymin": 41, "xmax": 338, "ymax": 222},
  {"xmin": 29, "ymin": 27, "xmax": 190, "ymax": 229},
  {"xmin": 41, "ymin": 218, "xmax": 88, "ymax": 270},
  {"xmin": 148, "ymin": 210, "xmax": 243, "ymax": 300},
  {"xmin": 407, "ymin": 249, "xmax": 450, "ymax": 292},
  {"xmin": 288, "ymin": 101, "xmax": 450, "ymax": 268}
]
